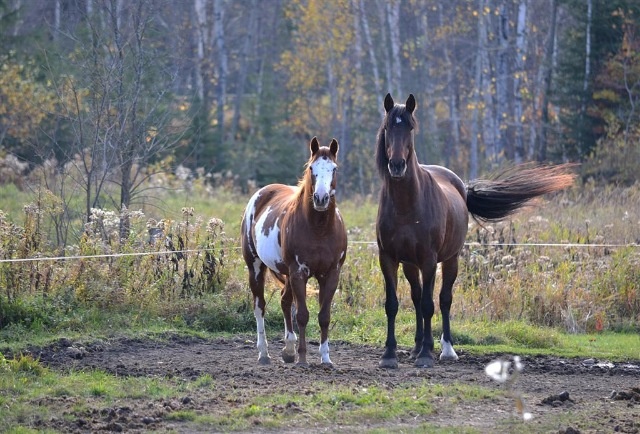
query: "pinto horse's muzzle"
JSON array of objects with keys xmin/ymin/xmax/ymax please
[
  {"xmin": 313, "ymin": 191, "xmax": 333, "ymax": 211},
  {"xmin": 388, "ymin": 158, "xmax": 407, "ymax": 178}
]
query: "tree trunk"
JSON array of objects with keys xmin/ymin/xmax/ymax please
[
  {"xmin": 470, "ymin": 0, "xmax": 487, "ymax": 180},
  {"xmin": 359, "ymin": 0, "xmax": 382, "ymax": 111},
  {"xmin": 495, "ymin": 1, "xmax": 509, "ymax": 163},
  {"xmin": 538, "ymin": 0, "xmax": 558, "ymax": 161},
  {"xmin": 513, "ymin": 0, "xmax": 527, "ymax": 163},
  {"xmin": 214, "ymin": 0, "xmax": 227, "ymax": 144},
  {"xmin": 438, "ymin": 4, "xmax": 459, "ymax": 167},
  {"xmin": 230, "ymin": 0, "xmax": 257, "ymax": 144},
  {"xmin": 386, "ymin": 0, "xmax": 402, "ymax": 97}
]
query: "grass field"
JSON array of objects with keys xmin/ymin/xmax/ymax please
[{"xmin": 1, "ymin": 178, "xmax": 640, "ymax": 432}]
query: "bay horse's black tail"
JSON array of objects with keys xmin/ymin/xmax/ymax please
[{"xmin": 466, "ymin": 164, "xmax": 576, "ymax": 223}]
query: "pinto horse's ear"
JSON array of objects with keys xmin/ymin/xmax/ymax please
[
  {"xmin": 310, "ymin": 136, "xmax": 320, "ymax": 155},
  {"xmin": 384, "ymin": 93, "xmax": 394, "ymax": 113},
  {"xmin": 406, "ymin": 94, "xmax": 416, "ymax": 114},
  {"xmin": 329, "ymin": 138, "xmax": 339, "ymax": 157}
]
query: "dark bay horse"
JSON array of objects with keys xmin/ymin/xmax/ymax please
[
  {"xmin": 241, "ymin": 137, "xmax": 347, "ymax": 367},
  {"xmin": 376, "ymin": 94, "xmax": 575, "ymax": 369}
]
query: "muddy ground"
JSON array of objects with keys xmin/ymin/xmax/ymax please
[{"xmin": 12, "ymin": 333, "xmax": 640, "ymax": 433}]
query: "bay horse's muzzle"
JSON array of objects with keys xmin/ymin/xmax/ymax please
[{"xmin": 388, "ymin": 158, "xmax": 407, "ymax": 178}]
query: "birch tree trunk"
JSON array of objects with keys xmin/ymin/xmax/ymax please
[
  {"xmin": 494, "ymin": 1, "xmax": 509, "ymax": 164},
  {"xmin": 359, "ymin": 0, "xmax": 383, "ymax": 111},
  {"xmin": 538, "ymin": 0, "xmax": 558, "ymax": 161},
  {"xmin": 214, "ymin": 0, "xmax": 227, "ymax": 143},
  {"xmin": 470, "ymin": 0, "xmax": 488, "ymax": 179},
  {"xmin": 230, "ymin": 0, "xmax": 257, "ymax": 144},
  {"xmin": 438, "ymin": 4, "xmax": 459, "ymax": 167},
  {"xmin": 513, "ymin": 0, "xmax": 527, "ymax": 163},
  {"xmin": 386, "ymin": 0, "xmax": 402, "ymax": 97},
  {"xmin": 418, "ymin": 11, "xmax": 439, "ymax": 162},
  {"xmin": 377, "ymin": 0, "xmax": 392, "ymax": 95}
]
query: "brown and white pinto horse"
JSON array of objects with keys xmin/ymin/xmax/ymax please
[
  {"xmin": 241, "ymin": 137, "xmax": 347, "ymax": 367},
  {"xmin": 376, "ymin": 94, "xmax": 575, "ymax": 369}
]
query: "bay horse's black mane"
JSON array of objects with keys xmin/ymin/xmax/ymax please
[{"xmin": 375, "ymin": 104, "xmax": 418, "ymax": 177}]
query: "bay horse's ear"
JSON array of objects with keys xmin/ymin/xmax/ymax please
[
  {"xmin": 329, "ymin": 138, "xmax": 339, "ymax": 157},
  {"xmin": 406, "ymin": 94, "xmax": 416, "ymax": 114},
  {"xmin": 384, "ymin": 93, "xmax": 394, "ymax": 113},
  {"xmin": 310, "ymin": 136, "xmax": 320, "ymax": 155}
]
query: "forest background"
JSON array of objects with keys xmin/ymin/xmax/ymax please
[
  {"xmin": 0, "ymin": 0, "xmax": 639, "ymax": 282},
  {"xmin": 2, "ymin": 0, "xmax": 639, "ymax": 213}
]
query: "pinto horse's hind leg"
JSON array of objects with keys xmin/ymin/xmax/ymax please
[
  {"xmin": 280, "ymin": 278, "xmax": 297, "ymax": 363},
  {"xmin": 439, "ymin": 255, "xmax": 459, "ymax": 361},
  {"xmin": 402, "ymin": 263, "xmax": 424, "ymax": 359},
  {"xmin": 290, "ymin": 274, "xmax": 310, "ymax": 367},
  {"xmin": 249, "ymin": 262, "xmax": 271, "ymax": 365}
]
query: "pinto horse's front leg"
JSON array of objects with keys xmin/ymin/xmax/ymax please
[
  {"xmin": 280, "ymin": 278, "xmax": 297, "ymax": 363},
  {"xmin": 379, "ymin": 252, "xmax": 400, "ymax": 369},
  {"xmin": 317, "ymin": 271, "xmax": 340, "ymax": 366}
]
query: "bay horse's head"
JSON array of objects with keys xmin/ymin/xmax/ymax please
[
  {"xmin": 376, "ymin": 93, "xmax": 417, "ymax": 179},
  {"xmin": 306, "ymin": 137, "xmax": 339, "ymax": 212}
]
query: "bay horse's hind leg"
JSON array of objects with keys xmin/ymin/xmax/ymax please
[
  {"xmin": 402, "ymin": 263, "xmax": 424, "ymax": 359},
  {"xmin": 439, "ymin": 255, "xmax": 459, "ymax": 361},
  {"xmin": 280, "ymin": 278, "xmax": 297, "ymax": 363},
  {"xmin": 249, "ymin": 262, "xmax": 271, "ymax": 365}
]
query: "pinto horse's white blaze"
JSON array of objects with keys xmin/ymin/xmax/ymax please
[
  {"xmin": 254, "ymin": 296, "xmax": 270, "ymax": 363},
  {"xmin": 440, "ymin": 335, "xmax": 459, "ymax": 360},
  {"xmin": 254, "ymin": 207, "xmax": 283, "ymax": 273},
  {"xmin": 310, "ymin": 156, "xmax": 337, "ymax": 211},
  {"xmin": 319, "ymin": 340, "xmax": 332, "ymax": 365}
]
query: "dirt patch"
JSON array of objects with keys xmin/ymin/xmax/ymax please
[{"xmin": 11, "ymin": 334, "xmax": 640, "ymax": 433}]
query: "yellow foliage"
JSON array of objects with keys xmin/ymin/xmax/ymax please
[{"xmin": 0, "ymin": 58, "xmax": 56, "ymax": 142}]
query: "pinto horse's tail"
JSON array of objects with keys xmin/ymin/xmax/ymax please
[{"xmin": 466, "ymin": 164, "xmax": 577, "ymax": 223}]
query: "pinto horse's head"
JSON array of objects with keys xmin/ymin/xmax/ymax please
[
  {"xmin": 307, "ymin": 137, "xmax": 339, "ymax": 212},
  {"xmin": 380, "ymin": 93, "xmax": 417, "ymax": 179}
]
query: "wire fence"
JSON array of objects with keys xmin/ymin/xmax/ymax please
[{"xmin": 0, "ymin": 241, "xmax": 637, "ymax": 264}]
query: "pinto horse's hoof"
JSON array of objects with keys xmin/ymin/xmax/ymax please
[
  {"xmin": 321, "ymin": 361, "xmax": 335, "ymax": 370},
  {"xmin": 258, "ymin": 356, "xmax": 271, "ymax": 365},
  {"xmin": 379, "ymin": 358, "xmax": 398, "ymax": 369}
]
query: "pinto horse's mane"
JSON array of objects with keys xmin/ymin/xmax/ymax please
[{"xmin": 375, "ymin": 104, "xmax": 418, "ymax": 177}]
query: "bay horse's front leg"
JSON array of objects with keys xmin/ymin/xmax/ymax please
[
  {"xmin": 402, "ymin": 263, "xmax": 424, "ymax": 359},
  {"xmin": 280, "ymin": 278, "xmax": 297, "ymax": 363},
  {"xmin": 439, "ymin": 255, "xmax": 459, "ymax": 361},
  {"xmin": 289, "ymin": 274, "xmax": 310, "ymax": 367},
  {"xmin": 415, "ymin": 261, "xmax": 437, "ymax": 368},
  {"xmin": 379, "ymin": 252, "xmax": 400, "ymax": 369},
  {"xmin": 317, "ymin": 271, "xmax": 340, "ymax": 366}
]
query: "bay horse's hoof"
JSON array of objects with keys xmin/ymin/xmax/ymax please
[
  {"xmin": 296, "ymin": 361, "xmax": 309, "ymax": 368},
  {"xmin": 258, "ymin": 356, "xmax": 271, "ymax": 365},
  {"xmin": 379, "ymin": 358, "xmax": 398, "ymax": 369},
  {"xmin": 414, "ymin": 356, "xmax": 435, "ymax": 368},
  {"xmin": 281, "ymin": 352, "xmax": 296, "ymax": 364}
]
